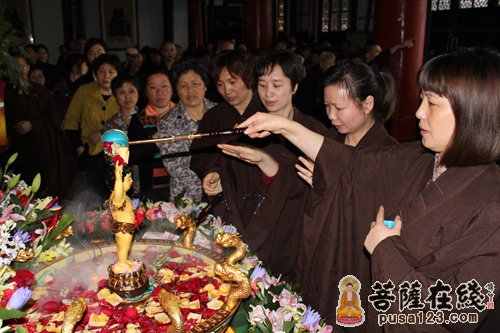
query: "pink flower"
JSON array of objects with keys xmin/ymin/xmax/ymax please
[
  {"xmin": 145, "ymin": 207, "xmax": 160, "ymax": 220},
  {"xmin": 318, "ymin": 326, "xmax": 334, "ymax": 333},
  {"xmin": 248, "ymin": 305, "xmax": 269, "ymax": 326}
]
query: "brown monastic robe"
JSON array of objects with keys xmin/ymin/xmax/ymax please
[
  {"xmin": 191, "ymin": 98, "xmax": 326, "ymax": 277},
  {"xmin": 307, "ymin": 137, "xmax": 500, "ymax": 333},
  {"xmin": 236, "ymin": 109, "xmax": 326, "ymax": 277},
  {"xmin": 294, "ymin": 122, "xmax": 397, "ymax": 333},
  {"xmin": 190, "ymin": 93, "xmax": 266, "ymax": 227},
  {"xmin": 5, "ymin": 83, "xmax": 71, "ymax": 199}
]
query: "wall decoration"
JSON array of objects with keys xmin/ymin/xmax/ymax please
[{"xmin": 100, "ymin": 0, "xmax": 138, "ymax": 49}]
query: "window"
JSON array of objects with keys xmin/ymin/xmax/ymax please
[
  {"xmin": 321, "ymin": 0, "xmax": 351, "ymax": 32},
  {"xmin": 459, "ymin": 0, "xmax": 488, "ymax": 8},
  {"xmin": 295, "ymin": 0, "xmax": 308, "ymax": 32},
  {"xmin": 431, "ymin": 0, "xmax": 451, "ymax": 11}
]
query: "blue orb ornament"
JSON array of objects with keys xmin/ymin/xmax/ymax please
[{"xmin": 102, "ymin": 129, "xmax": 129, "ymax": 147}]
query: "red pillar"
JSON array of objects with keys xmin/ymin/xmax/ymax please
[
  {"xmin": 0, "ymin": 81, "xmax": 7, "ymax": 146},
  {"xmin": 187, "ymin": 0, "xmax": 205, "ymax": 53},
  {"xmin": 243, "ymin": 0, "xmax": 275, "ymax": 50},
  {"xmin": 373, "ymin": 0, "xmax": 428, "ymax": 142}
]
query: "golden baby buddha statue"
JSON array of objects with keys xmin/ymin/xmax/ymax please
[{"xmin": 102, "ymin": 130, "xmax": 148, "ymax": 299}]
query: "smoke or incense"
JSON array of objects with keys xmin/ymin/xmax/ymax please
[{"xmin": 129, "ymin": 127, "xmax": 247, "ymax": 145}]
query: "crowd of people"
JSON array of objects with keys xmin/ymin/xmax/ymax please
[{"xmin": 3, "ymin": 35, "xmax": 499, "ymax": 332}]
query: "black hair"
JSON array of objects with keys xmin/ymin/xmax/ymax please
[
  {"xmin": 35, "ymin": 44, "xmax": 49, "ymax": 53},
  {"xmin": 418, "ymin": 48, "xmax": 500, "ymax": 166},
  {"xmin": 254, "ymin": 50, "xmax": 305, "ymax": 88},
  {"xmin": 322, "ymin": 59, "xmax": 396, "ymax": 122},
  {"xmin": 111, "ymin": 74, "xmax": 140, "ymax": 96},
  {"xmin": 171, "ymin": 58, "xmax": 210, "ymax": 88},
  {"xmin": 210, "ymin": 50, "xmax": 255, "ymax": 88},
  {"xmin": 84, "ymin": 38, "xmax": 108, "ymax": 56},
  {"xmin": 92, "ymin": 53, "xmax": 121, "ymax": 74}
]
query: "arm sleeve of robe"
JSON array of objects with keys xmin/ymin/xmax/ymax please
[
  {"xmin": 189, "ymin": 110, "xmax": 225, "ymax": 179},
  {"xmin": 371, "ymin": 199, "xmax": 500, "ymax": 332}
]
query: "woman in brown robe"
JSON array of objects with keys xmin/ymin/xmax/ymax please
[
  {"xmin": 238, "ymin": 48, "xmax": 500, "ymax": 333},
  {"xmin": 217, "ymin": 50, "xmax": 326, "ymax": 278},
  {"xmin": 292, "ymin": 61, "xmax": 397, "ymax": 300},
  {"xmin": 5, "ymin": 54, "xmax": 71, "ymax": 199},
  {"xmin": 190, "ymin": 50, "xmax": 266, "ymax": 226},
  {"xmin": 291, "ymin": 61, "xmax": 398, "ymax": 332}
]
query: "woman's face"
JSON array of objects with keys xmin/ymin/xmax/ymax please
[
  {"xmin": 416, "ymin": 91, "xmax": 456, "ymax": 153},
  {"xmin": 16, "ymin": 57, "xmax": 30, "ymax": 79},
  {"xmin": 176, "ymin": 70, "xmax": 206, "ymax": 108},
  {"xmin": 146, "ymin": 73, "xmax": 172, "ymax": 109},
  {"xmin": 96, "ymin": 63, "xmax": 118, "ymax": 90},
  {"xmin": 217, "ymin": 67, "xmax": 252, "ymax": 108},
  {"xmin": 115, "ymin": 82, "xmax": 139, "ymax": 112},
  {"xmin": 324, "ymin": 84, "xmax": 371, "ymax": 135},
  {"xmin": 160, "ymin": 42, "xmax": 177, "ymax": 62},
  {"xmin": 29, "ymin": 69, "xmax": 46, "ymax": 86},
  {"xmin": 37, "ymin": 48, "xmax": 49, "ymax": 63},
  {"xmin": 87, "ymin": 43, "xmax": 106, "ymax": 64},
  {"xmin": 257, "ymin": 65, "xmax": 295, "ymax": 116}
]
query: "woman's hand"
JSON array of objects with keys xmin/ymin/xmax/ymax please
[
  {"xmin": 218, "ymin": 143, "xmax": 278, "ymax": 177},
  {"xmin": 295, "ymin": 156, "xmax": 314, "ymax": 186},
  {"xmin": 15, "ymin": 121, "xmax": 32, "ymax": 135},
  {"xmin": 203, "ymin": 172, "xmax": 222, "ymax": 196},
  {"xmin": 76, "ymin": 146, "xmax": 85, "ymax": 156},
  {"xmin": 238, "ymin": 112, "xmax": 292, "ymax": 138},
  {"xmin": 364, "ymin": 206, "xmax": 402, "ymax": 254}
]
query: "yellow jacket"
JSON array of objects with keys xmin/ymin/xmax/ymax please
[{"xmin": 63, "ymin": 81, "xmax": 119, "ymax": 155}]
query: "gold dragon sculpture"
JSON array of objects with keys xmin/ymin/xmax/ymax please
[
  {"xmin": 175, "ymin": 213, "xmax": 196, "ymax": 249},
  {"xmin": 61, "ymin": 297, "xmax": 87, "ymax": 333},
  {"xmin": 159, "ymin": 289, "xmax": 185, "ymax": 333},
  {"xmin": 213, "ymin": 232, "xmax": 251, "ymax": 311}
]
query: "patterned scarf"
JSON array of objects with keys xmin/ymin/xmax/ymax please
[{"xmin": 432, "ymin": 153, "xmax": 448, "ymax": 181}]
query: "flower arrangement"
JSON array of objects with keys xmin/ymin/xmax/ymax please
[
  {"xmin": 76, "ymin": 193, "xmax": 209, "ymax": 241},
  {"xmin": 0, "ymin": 154, "xmax": 74, "ymax": 327},
  {"xmin": 243, "ymin": 266, "xmax": 333, "ymax": 333}
]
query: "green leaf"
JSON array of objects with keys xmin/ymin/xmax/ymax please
[
  {"xmin": 255, "ymin": 322, "xmax": 271, "ymax": 333},
  {"xmin": 173, "ymin": 191, "xmax": 185, "ymax": 208},
  {"xmin": 5, "ymin": 153, "xmax": 17, "ymax": 171},
  {"xmin": 0, "ymin": 307, "xmax": 26, "ymax": 320},
  {"xmin": 31, "ymin": 174, "xmax": 41, "ymax": 193},
  {"xmin": 229, "ymin": 303, "xmax": 251, "ymax": 333},
  {"xmin": 7, "ymin": 174, "xmax": 20, "ymax": 190},
  {"xmin": 33, "ymin": 209, "xmax": 55, "ymax": 221},
  {"xmin": 283, "ymin": 319, "xmax": 298, "ymax": 332},
  {"xmin": 41, "ymin": 213, "xmax": 74, "ymax": 250},
  {"xmin": 15, "ymin": 325, "xmax": 28, "ymax": 333},
  {"xmin": 8, "ymin": 195, "xmax": 22, "ymax": 211}
]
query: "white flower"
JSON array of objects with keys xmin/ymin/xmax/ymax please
[{"xmin": 248, "ymin": 305, "xmax": 270, "ymax": 326}]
